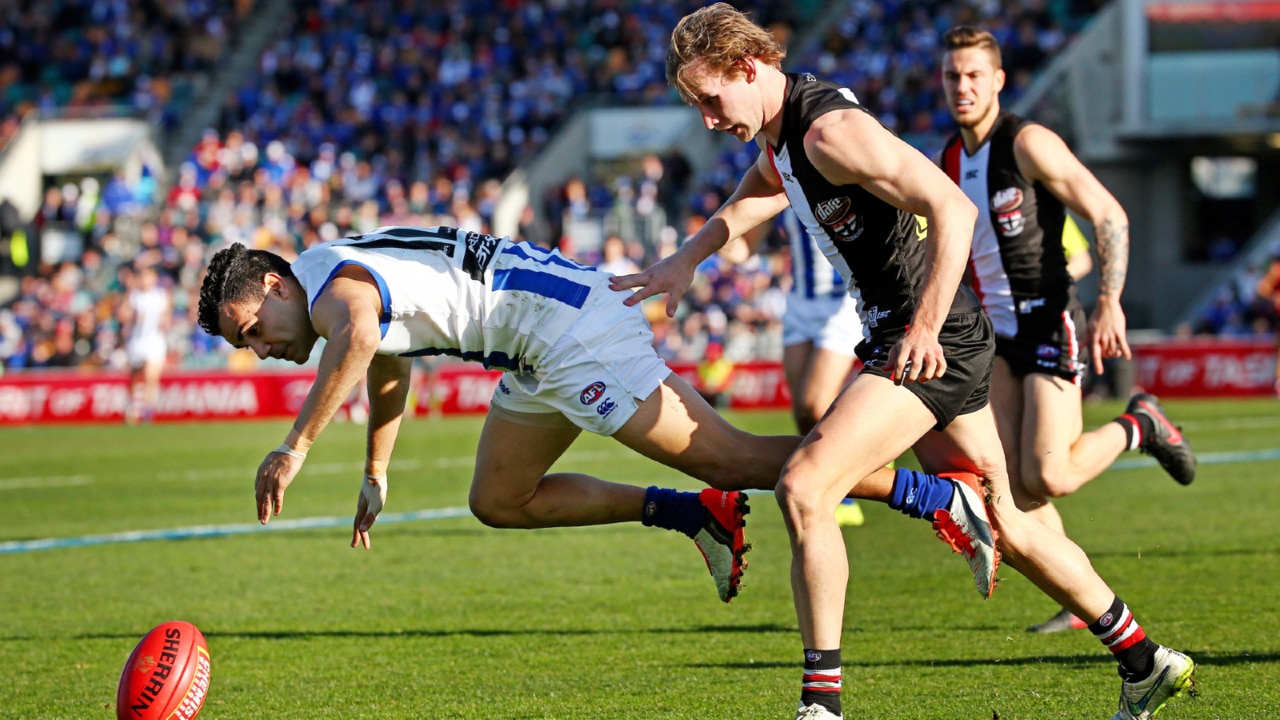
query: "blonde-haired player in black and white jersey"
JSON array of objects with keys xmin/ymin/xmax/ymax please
[
  {"xmin": 939, "ymin": 26, "xmax": 1198, "ymax": 647},
  {"xmin": 196, "ymin": 225, "xmax": 833, "ymax": 605},
  {"xmin": 614, "ymin": 5, "xmax": 1196, "ymax": 719}
]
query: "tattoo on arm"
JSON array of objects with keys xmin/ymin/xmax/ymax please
[{"xmin": 1095, "ymin": 217, "xmax": 1128, "ymax": 297}]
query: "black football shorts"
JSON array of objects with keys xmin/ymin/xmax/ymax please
[
  {"xmin": 856, "ymin": 311, "xmax": 995, "ymax": 430},
  {"xmin": 995, "ymin": 303, "xmax": 1089, "ymax": 383}
]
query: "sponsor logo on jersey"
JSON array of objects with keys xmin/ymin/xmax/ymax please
[
  {"xmin": 965, "ymin": 169, "xmax": 979, "ymax": 180},
  {"xmin": 1018, "ymin": 297, "xmax": 1046, "ymax": 314},
  {"xmin": 815, "ymin": 196, "xmax": 852, "ymax": 225},
  {"xmin": 579, "ymin": 381, "xmax": 607, "ymax": 405},
  {"xmin": 803, "ymin": 73, "xmax": 817, "ymax": 82},
  {"xmin": 865, "ymin": 306, "xmax": 892, "ymax": 328},
  {"xmin": 813, "ymin": 196, "xmax": 864, "ymax": 241},
  {"xmin": 1037, "ymin": 344, "xmax": 1060, "ymax": 358},
  {"xmin": 462, "ymin": 231, "xmax": 504, "ymax": 280},
  {"xmin": 991, "ymin": 187, "xmax": 1023, "ymax": 212},
  {"xmin": 992, "ymin": 187, "xmax": 1025, "ymax": 237},
  {"xmin": 497, "ymin": 379, "xmax": 512, "ymax": 395},
  {"xmin": 596, "ymin": 398, "xmax": 618, "ymax": 417}
]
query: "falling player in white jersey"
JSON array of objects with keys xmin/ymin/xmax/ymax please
[{"xmin": 198, "ymin": 225, "xmax": 826, "ymax": 604}]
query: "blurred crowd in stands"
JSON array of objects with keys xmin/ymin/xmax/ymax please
[
  {"xmin": 1, "ymin": 0, "xmax": 1271, "ymax": 378},
  {"xmin": 0, "ymin": 0, "xmax": 251, "ymax": 137}
]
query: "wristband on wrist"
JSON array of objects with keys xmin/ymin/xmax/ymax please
[{"xmin": 273, "ymin": 443, "xmax": 307, "ymax": 460}]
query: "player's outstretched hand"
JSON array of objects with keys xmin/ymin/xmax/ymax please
[
  {"xmin": 887, "ymin": 326, "xmax": 947, "ymax": 385},
  {"xmin": 609, "ymin": 254, "xmax": 698, "ymax": 318},
  {"xmin": 255, "ymin": 450, "xmax": 304, "ymax": 524},
  {"xmin": 352, "ymin": 473, "xmax": 388, "ymax": 549}
]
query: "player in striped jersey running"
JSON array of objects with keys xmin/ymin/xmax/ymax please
[{"xmin": 939, "ymin": 26, "xmax": 1198, "ymax": 646}]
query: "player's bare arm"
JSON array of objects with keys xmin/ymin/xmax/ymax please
[
  {"xmin": 256, "ymin": 267, "xmax": 384, "ymax": 524},
  {"xmin": 807, "ymin": 109, "xmax": 977, "ymax": 383},
  {"xmin": 610, "ymin": 152, "xmax": 789, "ymax": 315},
  {"xmin": 1015, "ymin": 124, "xmax": 1131, "ymax": 371},
  {"xmin": 351, "ymin": 353, "xmax": 413, "ymax": 549},
  {"xmin": 719, "ymin": 218, "xmax": 775, "ymax": 265}
]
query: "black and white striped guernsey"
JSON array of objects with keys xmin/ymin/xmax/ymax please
[
  {"xmin": 939, "ymin": 111, "xmax": 1076, "ymax": 338},
  {"xmin": 766, "ymin": 72, "xmax": 981, "ymax": 336}
]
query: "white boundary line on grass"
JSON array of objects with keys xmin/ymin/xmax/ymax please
[
  {"xmin": 3, "ymin": 446, "xmax": 1279, "ymax": 555},
  {"xmin": 0, "ymin": 507, "xmax": 476, "ymax": 555}
]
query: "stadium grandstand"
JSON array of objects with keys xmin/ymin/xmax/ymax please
[{"xmin": 2, "ymin": 0, "xmax": 1279, "ymax": 409}]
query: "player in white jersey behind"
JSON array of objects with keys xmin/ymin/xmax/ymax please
[
  {"xmin": 197, "ymin": 225, "xmax": 847, "ymax": 604},
  {"xmin": 722, "ymin": 208, "xmax": 865, "ymax": 527},
  {"xmin": 120, "ymin": 263, "xmax": 171, "ymax": 424}
]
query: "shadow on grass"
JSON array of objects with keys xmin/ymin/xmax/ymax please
[
  {"xmin": 1082, "ymin": 547, "xmax": 1279, "ymax": 560},
  {"xmin": 687, "ymin": 648, "xmax": 1280, "ymax": 671},
  {"xmin": 11, "ymin": 629, "xmax": 1276, "ymax": 674}
]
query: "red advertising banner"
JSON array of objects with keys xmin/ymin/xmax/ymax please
[
  {"xmin": 0, "ymin": 369, "xmax": 325, "ymax": 425},
  {"xmin": 415, "ymin": 364, "xmax": 504, "ymax": 417},
  {"xmin": 411, "ymin": 360, "xmax": 794, "ymax": 417},
  {"xmin": 1132, "ymin": 338, "xmax": 1277, "ymax": 398},
  {"xmin": 718, "ymin": 360, "xmax": 793, "ymax": 410},
  {"xmin": 6, "ymin": 338, "xmax": 1266, "ymax": 425}
]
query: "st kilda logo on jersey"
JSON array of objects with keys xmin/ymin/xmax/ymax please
[
  {"xmin": 814, "ymin": 196, "xmax": 864, "ymax": 242},
  {"xmin": 991, "ymin": 187, "xmax": 1025, "ymax": 237}
]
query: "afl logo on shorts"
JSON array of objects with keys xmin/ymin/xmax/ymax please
[
  {"xmin": 579, "ymin": 381, "xmax": 607, "ymax": 405},
  {"xmin": 1036, "ymin": 344, "xmax": 1060, "ymax": 359},
  {"xmin": 991, "ymin": 187, "xmax": 1025, "ymax": 237}
]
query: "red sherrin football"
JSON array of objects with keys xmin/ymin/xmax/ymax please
[{"xmin": 116, "ymin": 621, "xmax": 211, "ymax": 720}]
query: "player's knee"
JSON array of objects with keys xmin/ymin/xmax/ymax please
[
  {"xmin": 1021, "ymin": 461, "xmax": 1072, "ymax": 498},
  {"xmin": 774, "ymin": 471, "xmax": 824, "ymax": 528},
  {"xmin": 467, "ymin": 489, "xmax": 530, "ymax": 529}
]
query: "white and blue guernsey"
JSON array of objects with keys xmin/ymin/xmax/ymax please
[{"xmin": 291, "ymin": 226, "xmax": 610, "ymax": 373}]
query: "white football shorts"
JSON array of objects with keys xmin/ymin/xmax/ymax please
[
  {"xmin": 782, "ymin": 292, "xmax": 863, "ymax": 355},
  {"xmin": 126, "ymin": 335, "xmax": 167, "ymax": 367},
  {"xmin": 489, "ymin": 287, "xmax": 671, "ymax": 436}
]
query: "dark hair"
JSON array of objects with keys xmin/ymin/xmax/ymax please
[
  {"xmin": 197, "ymin": 244, "xmax": 295, "ymax": 337},
  {"xmin": 942, "ymin": 25, "xmax": 1003, "ymax": 69}
]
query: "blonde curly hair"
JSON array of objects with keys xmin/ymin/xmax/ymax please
[{"xmin": 667, "ymin": 3, "xmax": 786, "ymax": 103}]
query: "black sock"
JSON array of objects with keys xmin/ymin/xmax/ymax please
[
  {"xmin": 1115, "ymin": 413, "xmax": 1156, "ymax": 451},
  {"xmin": 1088, "ymin": 596, "xmax": 1159, "ymax": 681},
  {"xmin": 801, "ymin": 648, "xmax": 842, "ymax": 715}
]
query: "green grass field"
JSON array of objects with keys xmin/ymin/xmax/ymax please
[{"xmin": 2, "ymin": 397, "xmax": 1279, "ymax": 719}]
